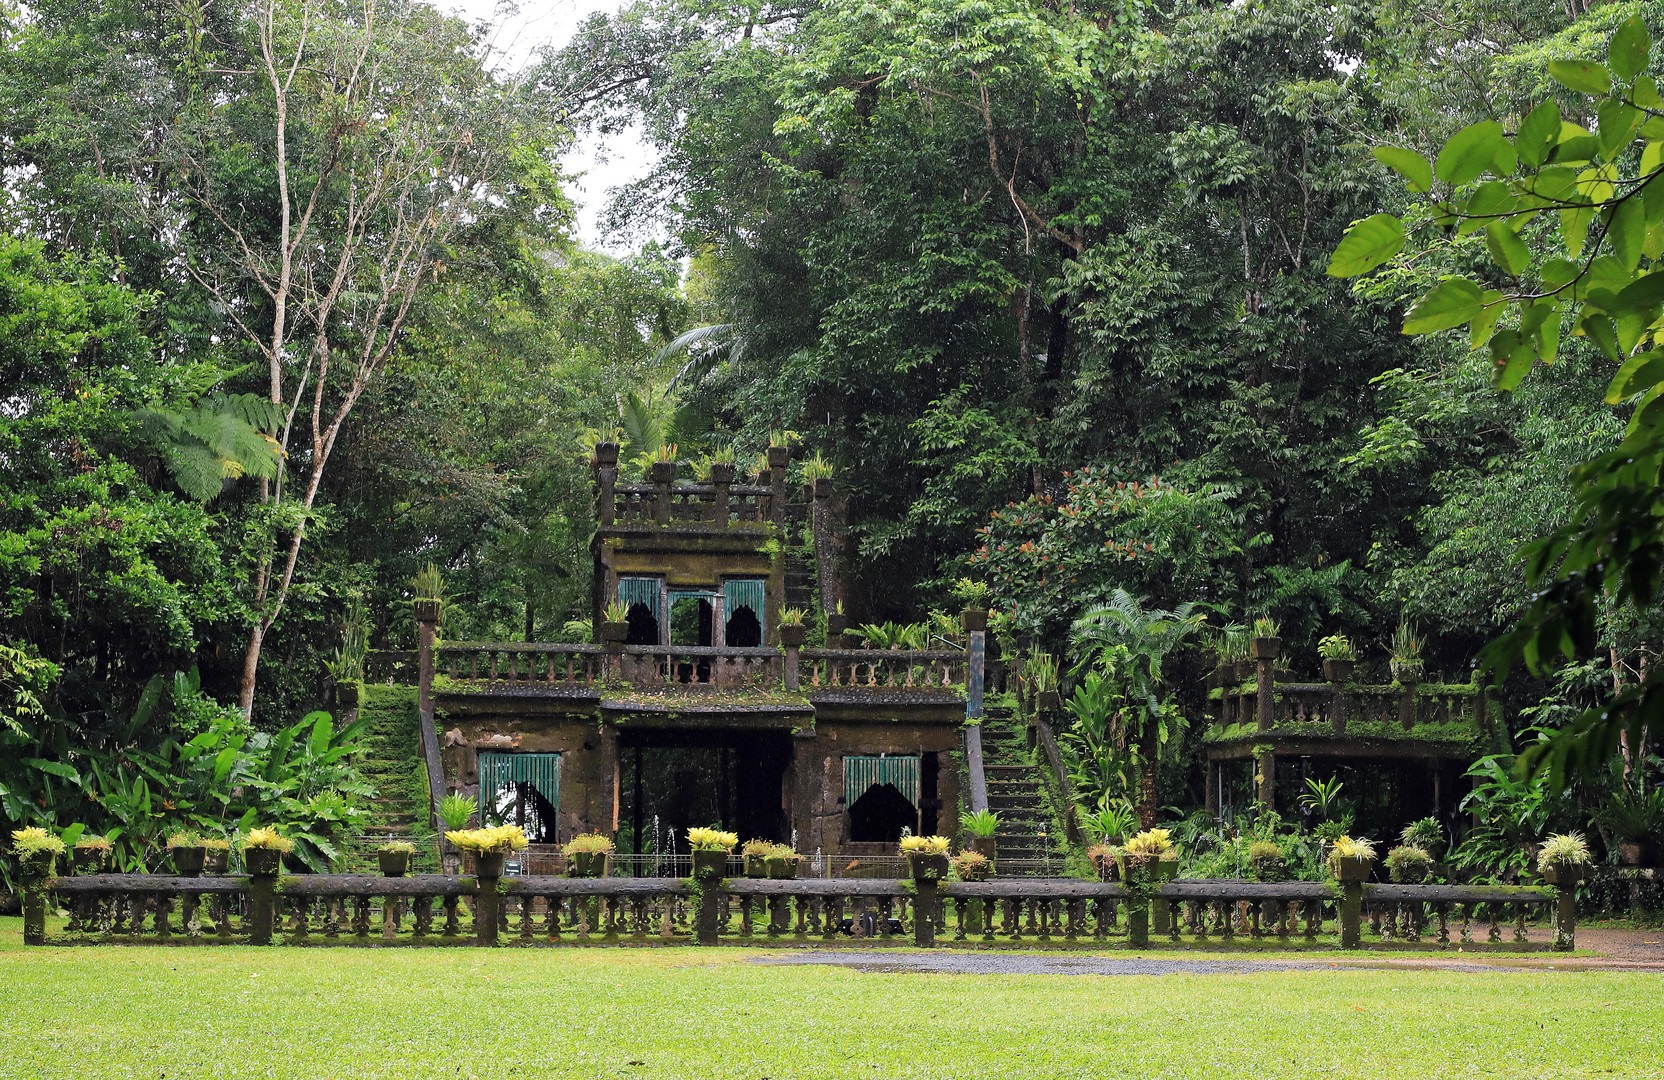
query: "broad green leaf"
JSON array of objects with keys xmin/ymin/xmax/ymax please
[
  {"xmin": 1459, "ymin": 181, "xmax": 1517, "ymax": 235},
  {"xmin": 1470, "ymin": 289, "xmax": 1507, "ymax": 347},
  {"xmin": 1644, "ymin": 140, "xmax": 1664, "ymax": 178},
  {"xmin": 1605, "ymin": 350, "xmax": 1664, "ymax": 402},
  {"xmin": 1644, "ymin": 172, "xmax": 1664, "ymax": 224},
  {"xmin": 1517, "ymin": 100, "xmax": 1561, "ymax": 168},
  {"xmin": 1533, "ymin": 165, "xmax": 1579, "ymax": 202},
  {"xmin": 1541, "ymin": 258, "xmax": 1580, "ymax": 291},
  {"xmin": 24, "ymin": 757, "xmax": 79, "ymax": 782},
  {"xmin": 1626, "ymin": 379, "xmax": 1664, "ymax": 436},
  {"xmin": 1549, "ymin": 59, "xmax": 1612, "ymax": 96},
  {"xmin": 1610, "ymin": 17, "xmax": 1650, "ymax": 83},
  {"xmin": 1372, "ymin": 146, "xmax": 1431, "ymax": 192},
  {"xmin": 1552, "ymin": 134, "xmax": 1601, "ymax": 165},
  {"xmin": 1489, "ymin": 329, "xmax": 1535, "ymax": 389},
  {"xmin": 1598, "ymin": 99, "xmax": 1642, "ymax": 160},
  {"xmin": 1561, "ymin": 204, "xmax": 1594, "ymax": 256},
  {"xmin": 1327, "ymin": 214, "xmax": 1405, "ymax": 276},
  {"xmin": 1613, "ymin": 270, "xmax": 1664, "ymax": 312},
  {"xmin": 1537, "ymin": 304, "xmax": 1563, "ymax": 363},
  {"xmin": 1645, "ymin": 223, "xmax": 1664, "ymax": 261},
  {"xmin": 1636, "ymin": 75, "xmax": 1664, "ymax": 110},
  {"xmin": 1618, "ymin": 309, "xmax": 1655, "ymax": 354},
  {"xmin": 1610, "ymin": 197, "xmax": 1647, "ymax": 271},
  {"xmin": 1577, "ymin": 162, "xmax": 1617, "ymax": 203},
  {"xmin": 1435, "ymin": 121, "xmax": 1507, "ymax": 186},
  {"xmin": 1403, "ymin": 277, "xmax": 1484, "ymax": 334},
  {"xmin": 1583, "ymin": 312, "xmax": 1621, "ymax": 361},
  {"xmin": 1486, "ymin": 220, "xmax": 1531, "ymax": 275}
]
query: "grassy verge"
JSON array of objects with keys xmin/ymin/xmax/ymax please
[{"xmin": 0, "ymin": 920, "xmax": 1658, "ymax": 1079}]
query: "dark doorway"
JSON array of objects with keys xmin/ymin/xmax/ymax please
[
  {"xmin": 848, "ymin": 783, "xmax": 918, "ymax": 843},
  {"xmin": 485, "ymin": 782, "xmax": 558, "ymax": 843},
  {"xmin": 725, "ymin": 606, "xmax": 761, "ymax": 647},
  {"xmin": 618, "ymin": 730, "xmax": 792, "ymax": 863},
  {"xmin": 625, "ymin": 602, "xmax": 659, "ymax": 645},
  {"xmin": 669, "ymin": 596, "xmax": 713, "ymax": 646}
]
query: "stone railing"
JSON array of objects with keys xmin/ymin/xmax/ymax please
[
  {"xmin": 617, "ymin": 645, "xmax": 782, "ymax": 687},
  {"xmin": 438, "ymin": 643, "xmax": 605, "ymax": 687},
  {"xmin": 1211, "ymin": 676, "xmax": 1482, "ymax": 734},
  {"xmin": 606, "ymin": 482, "xmax": 776, "ymax": 527},
  {"xmin": 800, "ymin": 649, "xmax": 969, "ymax": 693},
  {"xmin": 31, "ymin": 873, "xmax": 1571, "ymax": 951}
]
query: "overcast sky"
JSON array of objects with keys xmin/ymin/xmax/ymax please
[{"xmin": 447, "ymin": 0, "xmax": 658, "ymax": 254}]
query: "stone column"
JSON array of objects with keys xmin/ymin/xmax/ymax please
[
  {"xmin": 595, "ymin": 442, "xmax": 619, "ymax": 526},
  {"xmin": 1339, "ymin": 880, "xmax": 1363, "ymax": 949},
  {"xmin": 963, "ymin": 610, "xmax": 989, "ymax": 814},
  {"xmin": 415, "ymin": 600, "xmax": 445, "ymax": 831},
  {"xmin": 1253, "ymin": 635, "xmax": 1281, "ymax": 731},
  {"xmin": 1257, "ymin": 748, "xmax": 1277, "ymax": 810},
  {"xmin": 249, "ymin": 870, "xmax": 278, "ymax": 945}
]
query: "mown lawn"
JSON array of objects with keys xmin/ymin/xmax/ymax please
[{"xmin": 0, "ymin": 918, "xmax": 1657, "ymax": 1079}]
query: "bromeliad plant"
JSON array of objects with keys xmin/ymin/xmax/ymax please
[
  {"xmin": 445, "ymin": 825, "xmax": 529, "ymax": 855},
  {"xmin": 898, "ymin": 835, "xmax": 951, "ymax": 856},
  {"xmin": 952, "ymin": 850, "xmax": 991, "ymax": 881},
  {"xmin": 438, "ymin": 793, "xmax": 475, "ymax": 831},
  {"xmin": 1538, "ymin": 832, "xmax": 1592, "ymax": 873},
  {"xmin": 686, "ymin": 827, "xmax": 738, "ymax": 852},
  {"xmin": 562, "ymin": 833, "xmax": 615, "ymax": 855},
  {"xmin": 11, "ymin": 826, "xmax": 66, "ymax": 875},
  {"xmin": 1317, "ymin": 635, "xmax": 1358, "ymax": 662},
  {"xmin": 1386, "ymin": 845, "xmax": 1434, "ymax": 884},
  {"xmin": 241, "ymin": 827, "xmax": 294, "ymax": 853},
  {"xmin": 1247, "ymin": 840, "xmax": 1287, "ymax": 882},
  {"xmin": 959, "ymin": 810, "xmax": 999, "ymax": 838}
]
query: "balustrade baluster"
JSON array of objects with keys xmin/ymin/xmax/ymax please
[
  {"xmin": 414, "ymin": 896, "xmax": 433, "ymax": 938},
  {"xmin": 1487, "ymin": 903, "xmax": 1501, "ymax": 943},
  {"xmin": 443, "ymin": 895, "xmax": 461, "ymax": 937},
  {"xmin": 156, "ymin": 893, "xmax": 173, "ymax": 939},
  {"xmin": 1513, "ymin": 903, "xmax": 1528, "ymax": 943},
  {"xmin": 351, "ymin": 895, "xmax": 370, "ymax": 937}
]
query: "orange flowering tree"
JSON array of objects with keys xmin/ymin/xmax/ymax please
[{"xmin": 971, "ymin": 466, "xmax": 1245, "ymax": 632}]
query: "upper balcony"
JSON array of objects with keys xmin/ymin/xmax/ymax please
[{"xmin": 594, "ymin": 443, "xmax": 800, "ymax": 537}]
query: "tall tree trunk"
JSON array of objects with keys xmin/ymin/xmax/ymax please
[{"xmin": 1138, "ymin": 713, "xmax": 1159, "ymax": 829}]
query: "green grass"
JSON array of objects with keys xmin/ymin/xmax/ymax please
[{"xmin": 0, "ymin": 918, "xmax": 1658, "ymax": 1079}]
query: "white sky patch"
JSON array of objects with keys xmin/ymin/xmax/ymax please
[{"xmin": 443, "ymin": 0, "xmax": 660, "ymax": 254}]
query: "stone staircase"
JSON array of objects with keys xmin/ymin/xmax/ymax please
[{"xmin": 979, "ymin": 713, "xmax": 1058, "ymax": 873}]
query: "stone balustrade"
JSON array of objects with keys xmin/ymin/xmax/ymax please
[{"xmin": 31, "ymin": 873, "xmax": 1570, "ymax": 951}]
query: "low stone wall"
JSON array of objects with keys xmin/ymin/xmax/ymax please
[{"xmin": 28, "ymin": 873, "xmax": 1574, "ymax": 951}]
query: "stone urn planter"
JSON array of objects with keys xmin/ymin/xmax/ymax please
[
  {"xmin": 766, "ymin": 853, "xmax": 799, "ymax": 880},
  {"xmin": 1541, "ymin": 863, "xmax": 1585, "ymax": 887},
  {"xmin": 1251, "ymin": 636, "xmax": 1282, "ymax": 661},
  {"xmin": 1090, "ymin": 849, "xmax": 1120, "ymax": 881},
  {"xmin": 1618, "ymin": 841, "xmax": 1660, "ymax": 867},
  {"xmin": 1331, "ymin": 855, "xmax": 1372, "ymax": 882},
  {"xmin": 412, "ymin": 599, "xmax": 441, "ymax": 623},
  {"xmin": 1036, "ymin": 690, "xmax": 1062, "ymax": 712},
  {"xmin": 961, "ymin": 608, "xmax": 989, "ymax": 633},
  {"xmin": 601, "ymin": 620, "xmax": 629, "ymax": 643},
  {"xmin": 171, "ymin": 846, "xmax": 206, "ymax": 877},
  {"xmin": 336, "ymin": 682, "xmax": 360, "ymax": 709},
  {"xmin": 826, "ymin": 613, "xmax": 848, "ymax": 639},
  {"xmin": 1390, "ymin": 658, "xmax": 1425, "ymax": 684},
  {"xmin": 648, "ymin": 461, "xmax": 677, "ymax": 485},
  {"xmin": 378, "ymin": 850, "xmax": 411, "ymax": 877},
  {"xmin": 778, "ymin": 624, "xmax": 807, "ymax": 648},
  {"xmin": 567, "ymin": 851, "xmax": 609, "ymax": 878},
  {"xmin": 1114, "ymin": 854, "xmax": 1178, "ymax": 884},
  {"xmin": 72, "ymin": 847, "xmax": 109, "ymax": 875},
  {"xmin": 970, "ymin": 836, "xmax": 997, "ymax": 860},
  {"xmin": 473, "ymin": 852, "xmax": 506, "ymax": 878},
  {"xmin": 812, "ymin": 477, "xmax": 834, "ymax": 501},
  {"xmin": 691, "ymin": 849, "xmax": 729, "ymax": 881},
  {"xmin": 907, "ymin": 853, "xmax": 951, "ymax": 883},
  {"xmin": 595, "ymin": 442, "xmax": 620, "ymax": 467},
  {"xmin": 203, "ymin": 847, "xmax": 229, "ymax": 874},
  {"xmin": 708, "ymin": 462, "xmax": 736, "ymax": 485},
  {"xmin": 743, "ymin": 853, "xmax": 771, "ymax": 878},
  {"xmin": 1322, "ymin": 659, "xmax": 1356, "ymax": 683},
  {"xmin": 244, "ymin": 848, "xmax": 283, "ymax": 876}
]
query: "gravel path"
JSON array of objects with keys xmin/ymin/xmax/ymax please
[{"xmin": 747, "ymin": 953, "xmax": 1433, "ymax": 976}]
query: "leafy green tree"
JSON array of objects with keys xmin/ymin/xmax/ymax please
[{"xmin": 1330, "ymin": 7, "xmax": 1664, "ymax": 782}]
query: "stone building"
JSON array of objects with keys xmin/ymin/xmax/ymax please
[{"xmin": 413, "ymin": 444, "xmax": 988, "ymax": 866}]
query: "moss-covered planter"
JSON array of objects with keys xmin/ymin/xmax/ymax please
[
  {"xmin": 601, "ymin": 620, "xmax": 629, "ymax": 643},
  {"xmin": 378, "ymin": 850, "xmax": 411, "ymax": 877},
  {"xmin": 412, "ymin": 599, "xmax": 441, "ymax": 623},
  {"xmin": 743, "ymin": 853, "xmax": 770, "ymax": 878},
  {"xmin": 1115, "ymin": 855, "xmax": 1178, "ymax": 883},
  {"xmin": 778, "ymin": 624, "xmax": 807, "ymax": 648},
  {"xmin": 1332, "ymin": 855, "xmax": 1372, "ymax": 882},
  {"xmin": 474, "ymin": 852, "xmax": 506, "ymax": 878},
  {"xmin": 691, "ymin": 849, "xmax": 729, "ymax": 881},
  {"xmin": 765, "ymin": 854, "xmax": 799, "ymax": 880},
  {"xmin": 648, "ymin": 461, "xmax": 676, "ymax": 485},
  {"xmin": 708, "ymin": 462, "xmax": 736, "ymax": 484},
  {"xmin": 970, "ymin": 836, "xmax": 997, "ymax": 860},
  {"xmin": 171, "ymin": 846, "xmax": 206, "ymax": 877},
  {"xmin": 1322, "ymin": 659, "xmax": 1356, "ymax": 683},
  {"xmin": 907, "ymin": 853, "xmax": 951, "ymax": 883},
  {"xmin": 72, "ymin": 848, "xmax": 109, "ymax": 875},
  {"xmin": 1092, "ymin": 851, "xmax": 1119, "ymax": 882},
  {"xmin": 1036, "ymin": 690, "xmax": 1062, "ymax": 711},
  {"xmin": 1251, "ymin": 636, "xmax": 1281, "ymax": 661},
  {"xmin": 336, "ymin": 682, "xmax": 360, "ymax": 709},
  {"xmin": 567, "ymin": 851, "xmax": 609, "ymax": 878},
  {"xmin": 203, "ymin": 849, "xmax": 229, "ymax": 874},
  {"xmin": 244, "ymin": 848, "xmax": 283, "ymax": 876},
  {"xmin": 812, "ymin": 477, "xmax": 834, "ymax": 500},
  {"xmin": 961, "ymin": 608, "xmax": 989, "ymax": 633},
  {"xmin": 1541, "ymin": 863, "xmax": 1585, "ymax": 886}
]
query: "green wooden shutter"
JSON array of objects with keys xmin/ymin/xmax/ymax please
[
  {"xmin": 618, "ymin": 578, "xmax": 662, "ymax": 623},
  {"xmin": 478, "ymin": 752, "xmax": 561, "ymax": 821},
  {"xmin": 843, "ymin": 755, "xmax": 920, "ymax": 808},
  {"xmin": 723, "ymin": 578, "xmax": 766, "ymax": 632}
]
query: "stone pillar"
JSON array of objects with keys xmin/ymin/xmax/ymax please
[
  {"xmin": 1553, "ymin": 878, "xmax": 1579, "ymax": 952},
  {"xmin": 475, "ymin": 870, "xmax": 500, "ymax": 947},
  {"xmin": 1398, "ymin": 678, "xmax": 1419, "ymax": 731},
  {"xmin": 595, "ymin": 442, "xmax": 619, "ymax": 526},
  {"xmin": 1339, "ymin": 880, "xmax": 1363, "ymax": 949},
  {"xmin": 914, "ymin": 880, "xmax": 939, "ymax": 947},
  {"xmin": 963, "ymin": 612, "xmax": 989, "ymax": 814},
  {"xmin": 766, "ymin": 445, "xmax": 789, "ymax": 529},
  {"xmin": 249, "ymin": 870, "xmax": 278, "ymax": 945},
  {"xmin": 1253, "ymin": 635, "xmax": 1280, "ymax": 731},
  {"xmin": 415, "ymin": 601, "xmax": 445, "ymax": 830},
  {"xmin": 1257, "ymin": 748, "xmax": 1276, "ymax": 809},
  {"xmin": 21, "ymin": 881, "xmax": 45, "ymax": 946}
]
